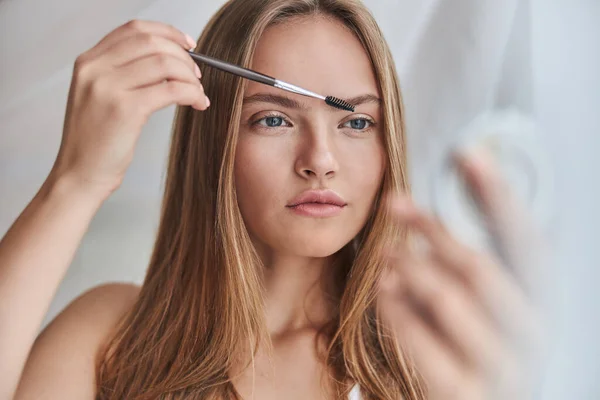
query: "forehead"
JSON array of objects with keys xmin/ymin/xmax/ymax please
[{"xmin": 248, "ymin": 16, "xmax": 379, "ymax": 99}]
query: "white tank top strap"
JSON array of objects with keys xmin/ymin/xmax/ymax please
[{"xmin": 348, "ymin": 383, "xmax": 361, "ymax": 400}]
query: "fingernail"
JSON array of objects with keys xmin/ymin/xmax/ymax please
[
  {"xmin": 185, "ymin": 33, "xmax": 196, "ymax": 50},
  {"xmin": 194, "ymin": 64, "xmax": 202, "ymax": 78}
]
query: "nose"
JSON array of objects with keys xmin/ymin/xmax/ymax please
[{"xmin": 294, "ymin": 124, "xmax": 339, "ymax": 180}]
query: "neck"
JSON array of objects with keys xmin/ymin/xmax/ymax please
[{"xmin": 259, "ymin": 250, "xmax": 341, "ymax": 336}]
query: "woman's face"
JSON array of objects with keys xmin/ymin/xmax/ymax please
[{"xmin": 235, "ymin": 16, "xmax": 385, "ymax": 258}]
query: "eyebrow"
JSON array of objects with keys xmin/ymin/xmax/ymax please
[
  {"xmin": 346, "ymin": 94, "xmax": 381, "ymax": 107},
  {"xmin": 242, "ymin": 93, "xmax": 381, "ymax": 110}
]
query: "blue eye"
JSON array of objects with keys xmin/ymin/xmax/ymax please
[
  {"xmin": 257, "ymin": 116, "xmax": 289, "ymax": 127},
  {"xmin": 343, "ymin": 118, "xmax": 372, "ymax": 130}
]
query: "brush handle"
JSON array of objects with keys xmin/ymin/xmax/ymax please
[{"xmin": 187, "ymin": 51, "xmax": 277, "ymax": 86}]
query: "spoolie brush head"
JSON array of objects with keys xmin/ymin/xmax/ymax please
[{"xmin": 325, "ymin": 96, "xmax": 355, "ymax": 112}]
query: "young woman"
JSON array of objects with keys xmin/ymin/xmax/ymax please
[{"xmin": 1, "ymin": 0, "xmax": 540, "ymax": 399}]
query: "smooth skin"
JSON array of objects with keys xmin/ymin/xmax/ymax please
[
  {"xmin": 231, "ymin": 16, "xmax": 385, "ymax": 399},
  {"xmin": 0, "ymin": 20, "xmax": 208, "ymax": 399},
  {"xmin": 0, "ymin": 17, "xmax": 540, "ymax": 400}
]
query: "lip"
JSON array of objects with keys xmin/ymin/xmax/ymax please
[{"xmin": 286, "ymin": 189, "xmax": 347, "ymax": 217}]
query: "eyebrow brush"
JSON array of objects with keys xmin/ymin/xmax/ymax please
[{"xmin": 187, "ymin": 51, "xmax": 355, "ymax": 112}]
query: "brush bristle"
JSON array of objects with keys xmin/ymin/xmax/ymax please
[{"xmin": 325, "ymin": 96, "xmax": 355, "ymax": 112}]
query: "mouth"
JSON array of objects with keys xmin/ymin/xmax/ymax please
[{"xmin": 286, "ymin": 190, "xmax": 347, "ymax": 217}]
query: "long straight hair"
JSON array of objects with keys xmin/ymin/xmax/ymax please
[{"xmin": 96, "ymin": 0, "xmax": 424, "ymax": 399}]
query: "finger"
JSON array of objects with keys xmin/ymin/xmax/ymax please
[
  {"xmin": 107, "ymin": 33, "xmax": 201, "ymax": 79},
  {"xmin": 132, "ymin": 80, "xmax": 208, "ymax": 116},
  {"xmin": 393, "ymin": 250, "xmax": 514, "ymax": 376},
  {"xmin": 454, "ymin": 149, "xmax": 546, "ymax": 292},
  {"xmin": 115, "ymin": 54, "xmax": 202, "ymax": 90},
  {"xmin": 388, "ymin": 298, "xmax": 471, "ymax": 400},
  {"xmin": 391, "ymin": 198, "xmax": 519, "ymax": 312},
  {"xmin": 378, "ymin": 244, "xmax": 407, "ymax": 294},
  {"xmin": 441, "ymin": 248, "xmax": 544, "ymax": 362},
  {"xmin": 391, "ymin": 197, "xmax": 474, "ymax": 280},
  {"xmin": 455, "ymin": 149, "xmax": 548, "ymax": 365},
  {"xmin": 391, "ymin": 197, "xmax": 455, "ymax": 254},
  {"xmin": 85, "ymin": 20, "xmax": 196, "ymax": 61},
  {"xmin": 390, "ymin": 201, "xmax": 541, "ymax": 354}
]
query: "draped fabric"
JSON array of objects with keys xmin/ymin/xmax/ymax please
[{"xmin": 2, "ymin": 1, "xmax": 598, "ymax": 398}]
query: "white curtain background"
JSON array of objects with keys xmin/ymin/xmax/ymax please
[{"xmin": 1, "ymin": 0, "xmax": 598, "ymax": 398}]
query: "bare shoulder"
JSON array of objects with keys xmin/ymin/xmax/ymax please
[
  {"xmin": 15, "ymin": 282, "xmax": 141, "ymax": 399},
  {"xmin": 62, "ymin": 282, "xmax": 141, "ymax": 322}
]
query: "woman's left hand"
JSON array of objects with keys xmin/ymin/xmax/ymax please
[{"xmin": 379, "ymin": 149, "xmax": 546, "ymax": 400}]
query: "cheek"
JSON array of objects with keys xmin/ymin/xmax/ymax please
[
  {"xmin": 234, "ymin": 137, "xmax": 287, "ymax": 222},
  {"xmin": 341, "ymin": 138, "xmax": 386, "ymax": 197}
]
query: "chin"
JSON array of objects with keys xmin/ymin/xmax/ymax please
[{"xmin": 279, "ymin": 232, "xmax": 354, "ymax": 258}]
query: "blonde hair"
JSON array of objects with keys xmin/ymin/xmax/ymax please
[{"xmin": 96, "ymin": 0, "xmax": 424, "ymax": 399}]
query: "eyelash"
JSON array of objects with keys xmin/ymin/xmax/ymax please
[
  {"xmin": 252, "ymin": 113, "xmax": 293, "ymax": 129},
  {"xmin": 251, "ymin": 113, "xmax": 376, "ymax": 132}
]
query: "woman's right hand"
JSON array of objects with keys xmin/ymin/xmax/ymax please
[{"xmin": 49, "ymin": 19, "xmax": 209, "ymax": 199}]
